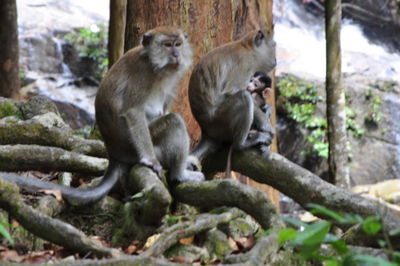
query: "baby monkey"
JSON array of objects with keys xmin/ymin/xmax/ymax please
[{"xmin": 246, "ymin": 71, "xmax": 272, "ymax": 116}]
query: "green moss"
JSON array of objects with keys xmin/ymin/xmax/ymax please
[
  {"xmin": 277, "ymin": 75, "xmax": 328, "ymax": 158},
  {"xmin": 0, "ymin": 100, "xmax": 21, "ymax": 119}
]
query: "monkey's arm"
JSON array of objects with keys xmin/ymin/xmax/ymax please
[{"xmin": 122, "ymin": 109, "xmax": 162, "ymax": 175}]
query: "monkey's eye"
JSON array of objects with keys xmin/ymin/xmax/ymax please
[
  {"xmin": 164, "ymin": 42, "xmax": 173, "ymax": 47},
  {"xmin": 175, "ymin": 42, "xmax": 182, "ymax": 47}
]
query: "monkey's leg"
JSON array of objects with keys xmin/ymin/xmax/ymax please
[
  {"xmin": 151, "ymin": 113, "xmax": 204, "ymax": 183},
  {"xmin": 213, "ymin": 90, "xmax": 266, "ymax": 149},
  {"xmin": 251, "ymin": 106, "xmax": 275, "ymax": 146}
]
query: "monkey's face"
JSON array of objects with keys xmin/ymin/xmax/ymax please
[
  {"xmin": 247, "ymin": 77, "xmax": 265, "ymax": 92},
  {"xmin": 253, "ymin": 31, "xmax": 277, "ymax": 72},
  {"xmin": 144, "ymin": 29, "xmax": 192, "ymax": 71}
]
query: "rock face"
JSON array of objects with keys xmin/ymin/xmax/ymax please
[
  {"xmin": 344, "ymin": 75, "xmax": 400, "ymax": 185},
  {"xmin": 276, "ymin": 74, "xmax": 400, "ymax": 185}
]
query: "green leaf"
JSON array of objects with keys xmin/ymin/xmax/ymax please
[
  {"xmin": 290, "ymin": 221, "xmax": 331, "ymax": 246},
  {"xmin": 278, "ymin": 228, "xmax": 298, "ymax": 245},
  {"xmin": 329, "ymin": 238, "xmax": 349, "ymax": 254},
  {"xmin": 130, "ymin": 191, "xmax": 144, "ymax": 200},
  {"xmin": 306, "ymin": 204, "xmax": 345, "ymax": 222},
  {"xmin": 0, "ymin": 224, "xmax": 14, "ymax": 246},
  {"xmin": 281, "ymin": 217, "xmax": 308, "ymax": 228},
  {"xmin": 324, "ymin": 258, "xmax": 340, "ymax": 266},
  {"xmin": 362, "ymin": 216, "xmax": 382, "ymax": 235}
]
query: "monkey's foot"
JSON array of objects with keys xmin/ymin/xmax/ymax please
[
  {"xmin": 139, "ymin": 157, "xmax": 163, "ymax": 177},
  {"xmin": 175, "ymin": 170, "xmax": 205, "ymax": 183},
  {"xmin": 186, "ymin": 155, "xmax": 202, "ymax": 171}
]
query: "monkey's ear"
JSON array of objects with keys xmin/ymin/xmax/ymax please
[
  {"xmin": 142, "ymin": 33, "xmax": 153, "ymax": 46},
  {"xmin": 254, "ymin": 30, "xmax": 265, "ymax": 47}
]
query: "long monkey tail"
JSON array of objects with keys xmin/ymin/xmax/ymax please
[
  {"xmin": 0, "ymin": 160, "xmax": 129, "ymax": 206},
  {"xmin": 225, "ymin": 145, "xmax": 233, "ymax": 179}
]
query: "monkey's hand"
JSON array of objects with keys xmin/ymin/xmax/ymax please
[{"xmin": 139, "ymin": 157, "xmax": 163, "ymax": 177}]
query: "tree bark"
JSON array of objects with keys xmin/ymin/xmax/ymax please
[
  {"xmin": 108, "ymin": 0, "xmax": 127, "ymax": 68},
  {"xmin": 0, "ymin": 0, "xmax": 20, "ymax": 99},
  {"xmin": 325, "ymin": 0, "xmax": 350, "ymax": 188}
]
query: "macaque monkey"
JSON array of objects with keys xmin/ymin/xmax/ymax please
[
  {"xmin": 188, "ymin": 30, "xmax": 276, "ymax": 175},
  {"xmin": 225, "ymin": 72, "xmax": 274, "ymax": 178},
  {"xmin": 247, "ymin": 71, "xmax": 272, "ymax": 116},
  {"xmin": 2, "ymin": 26, "xmax": 204, "ymax": 206}
]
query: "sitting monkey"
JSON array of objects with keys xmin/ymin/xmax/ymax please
[
  {"xmin": 2, "ymin": 26, "xmax": 204, "ymax": 206},
  {"xmin": 188, "ymin": 29, "xmax": 276, "ymax": 176}
]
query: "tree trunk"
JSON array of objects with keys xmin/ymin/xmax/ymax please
[
  {"xmin": 108, "ymin": 0, "xmax": 127, "ymax": 68},
  {"xmin": 124, "ymin": 0, "xmax": 279, "ymax": 207},
  {"xmin": 325, "ymin": 0, "xmax": 350, "ymax": 188},
  {"xmin": 0, "ymin": 0, "xmax": 20, "ymax": 99}
]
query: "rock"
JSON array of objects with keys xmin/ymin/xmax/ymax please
[
  {"xmin": 218, "ymin": 217, "xmax": 259, "ymax": 239},
  {"xmin": 165, "ymin": 244, "xmax": 209, "ymax": 263},
  {"xmin": 276, "ymin": 74, "xmax": 400, "ymax": 185},
  {"xmin": 203, "ymin": 229, "xmax": 233, "ymax": 261},
  {"xmin": 19, "ymin": 34, "xmax": 63, "ymax": 74},
  {"xmin": 61, "ymin": 43, "xmax": 98, "ymax": 78},
  {"xmin": 19, "ymin": 95, "xmax": 61, "ymax": 120},
  {"xmin": 54, "ymin": 100, "xmax": 95, "ymax": 129}
]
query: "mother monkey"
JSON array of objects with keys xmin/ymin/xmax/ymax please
[{"xmin": 189, "ymin": 29, "xmax": 276, "ymax": 164}]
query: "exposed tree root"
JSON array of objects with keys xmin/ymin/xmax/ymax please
[
  {"xmin": 173, "ymin": 179, "xmax": 284, "ymax": 230},
  {"xmin": 143, "ymin": 208, "xmax": 242, "ymax": 257},
  {"xmin": 223, "ymin": 232, "xmax": 279, "ymax": 265},
  {"xmin": 202, "ymin": 148, "xmax": 400, "ymax": 246},
  {"xmin": 0, "ymin": 178, "xmax": 121, "ymax": 258},
  {"xmin": 126, "ymin": 165, "xmax": 172, "ymax": 226},
  {"xmin": 0, "ymin": 117, "xmax": 106, "ymax": 158},
  {"xmin": 0, "ymin": 144, "xmax": 107, "ymax": 175}
]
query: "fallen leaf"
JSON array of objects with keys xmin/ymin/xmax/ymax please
[
  {"xmin": 38, "ymin": 189, "xmax": 63, "ymax": 202},
  {"xmin": 144, "ymin": 234, "xmax": 160, "ymax": 250},
  {"xmin": 125, "ymin": 244, "xmax": 138, "ymax": 254},
  {"xmin": 235, "ymin": 236, "xmax": 255, "ymax": 251},
  {"xmin": 0, "ymin": 249, "xmax": 20, "ymax": 262},
  {"xmin": 179, "ymin": 236, "xmax": 194, "ymax": 245},
  {"xmin": 228, "ymin": 237, "xmax": 239, "ymax": 251}
]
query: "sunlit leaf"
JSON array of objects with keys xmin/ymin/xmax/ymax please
[
  {"xmin": 278, "ymin": 228, "xmax": 298, "ymax": 245},
  {"xmin": 290, "ymin": 221, "xmax": 331, "ymax": 246},
  {"xmin": 0, "ymin": 224, "xmax": 14, "ymax": 246},
  {"xmin": 362, "ymin": 216, "xmax": 382, "ymax": 235}
]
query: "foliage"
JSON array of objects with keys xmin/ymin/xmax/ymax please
[
  {"xmin": 364, "ymin": 89, "xmax": 383, "ymax": 124},
  {"xmin": 64, "ymin": 24, "xmax": 108, "ymax": 80},
  {"xmin": 277, "ymin": 76, "xmax": 328, "ymax": 158},
  {"xmin": 0, "ymin": 221, "xmax": 14, "ymax": 246},
  {"xmin": 274, "ymin": 204, "xmax": 400, "ymax": 265},
  {"xmin": 277, "ymin": 76, "xmax": 366, "ymax": 159}
]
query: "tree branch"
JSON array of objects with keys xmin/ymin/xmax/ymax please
[
  {"xmin": 202, "ymin": 149, "xmax": 400, "ymax": 234},
  {"xmin": 0, "ymin": 144, "xmax": 107, "ymax": 175},
  {"xmin": 0, "ymin": 118, "xmax": 106, "ymax": 158},
  {"xmin": 172, "ymin": 179, "xmax": 283, "ymax": 230}
]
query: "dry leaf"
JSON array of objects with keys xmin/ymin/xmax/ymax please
[
  {"xmin": 125, "ymin": 244, "xmax": 138, "ymax": 254},
  {"xmin": 228, "ymin": 237, "xmax": 239, "ymax": 251},
  {"xmin": 235, "ymin": 236, "xmax": 255, "ymax": 251},
  {"xmin": 179, "ymin": 236, "xmax": 194, "ymax": 245},
  {"xmin": 144, "ymin": 234, "xmax": 160, "ymax": 250},
  {"xmin": 38, "ymin": 189, "xmax": 63, "ymax": 202}
]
